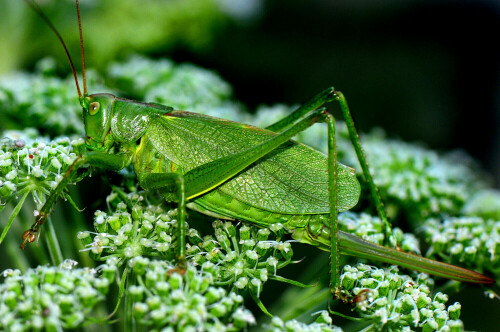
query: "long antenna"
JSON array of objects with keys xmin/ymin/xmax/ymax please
[
  {"xmin": 75, "ymin": 0, "xmax": 87, "ymax": 96},
  {"xmin": 24, "ymin": 0, "xmax": 82, "ymax": 99}
]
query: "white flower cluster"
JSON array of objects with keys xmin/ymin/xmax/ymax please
[
  {"xmin": 107, "ymin": 55, "xmax": 248, "ymax": 121},
  {"xmin": 187, "ymin": 220, "xmax": 296, "ymax": 300},
  {"xmin": 0, "ymin": 260, "xmax": 108, "ymax": 331},
  {"xmin": 340, "ymin": 264, "xmax": 463, "ymax": 331},
  {"xmin": 422, "ymin": 216, "xmax": 500, "ymax": 278},
  {"xmin": 0, "ymin": 130, "xmax": 85, "ymax": 209},
  {"xmin": 339, "ymin": 131, "xmax": 484, "ymax": 221},
  {"xmin": 127, "ymin": 258, "xmax": 255, "ymax": 331},
  {"xmin": 338, "ymin": 212, "xmax": 421, "ymax": 254},
  {"xmin": 79, "ymin": 190, "xmax": 184, "ymax": 264}
]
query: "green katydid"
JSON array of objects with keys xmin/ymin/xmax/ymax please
[{"xmin": 20, "ymin": 0, "xmax": 493, "ymax": 299}]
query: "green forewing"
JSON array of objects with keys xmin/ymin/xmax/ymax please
[{"xmin": 146, "ymin": 111, "xmax": 360, "ymax": 214}]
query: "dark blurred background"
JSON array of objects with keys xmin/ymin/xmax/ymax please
[{"xmin": 1, "ymin": 1, "xmax": 499, "ymax": 329}]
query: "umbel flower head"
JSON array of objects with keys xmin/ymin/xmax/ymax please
[
  {"xmin": 338, "ymin": 212, "xmax": 421, "ymax": 254},
  {"xmin": 339, "ymin": 263, "xmax": 464, "ymax": 331},
  {"xmin": 78, "ymin": 186, "xmax": 303, "ymax": 315},
  {"xmin": 107, "ymin": 55, "xmax": 248, "ymax": 121},
  {"xmin": 0, "ymin": 129, "xmax": 85, "ymax": 209},
  {"xmin": 0, "ymin": 58, "xmax": 108, "ymax": 136},
  {"xmin": 0, "ymin": 260, "xmax": 109, "ymax": 331},
  {"xmin": 338, "ymin": 130, "xmax": 485, "ymax": 221},
  {"xmin": 422, "ymin": 216, "xmax": 500, "ymax": 278},
  {"xmin": 127, "ymin": 257, "xmax": 255, "ymax": 331},
  {"xmin": 462, "ymin": 189, "xmax": 500, "ymax": 221},
  {"xmin": 186, "ymin": 220, "xmax": 299, "ymax": 304},
  {"xmin": 78, "ymin": 189, "xmax": 187, "ymax": 264}
]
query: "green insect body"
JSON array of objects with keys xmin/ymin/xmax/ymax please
[
  {"xmin": 91, "ymin": 94, "xmax": 359, "ymax": 221},
  {"xmin": 77, "ymin": 92, "xmax": 493, "ymax": 286},
  {"xmin": 19, "ymin": 0, "xmax": 494, "ymax": 301}
]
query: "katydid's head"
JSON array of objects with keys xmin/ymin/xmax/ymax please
[{"xmin": 82, "ymin": 93, "xmax": 116, "ymax": 151}]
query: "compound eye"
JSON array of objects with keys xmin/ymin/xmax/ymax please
[{"xmin": 89, "ymin": 102, "xmax": 100, "ymax": 115}]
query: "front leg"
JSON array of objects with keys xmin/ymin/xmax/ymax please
[{"xmin": 21, "ymin": 151, "xmax": 133, "ymax": 249}]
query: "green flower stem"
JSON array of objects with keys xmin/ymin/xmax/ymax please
[
  {"xmin": 0, "ymin": 190, "xmax": 29, "ymax": 245},
  {"xmin": 124, "ymin": 272, "xmax": 137, "ymax": 332},
  {"xmin": 108, "ymin": 267, "xmax": 129, "ymax": 320},
  {"xmin": 3, "ymin": 230, "xmax": 29, "ymax": 271},
  {"xmin": 44, "ymin": 216, "xmax": 63, "ymax": 266},
  {"xmin": 266, "ymin": 277, "xmax": 330, "ymax": 323}
]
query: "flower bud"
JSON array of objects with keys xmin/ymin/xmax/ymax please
[
  {"xmin": 240, "ymin": 225, "xmax": 251, "ymax": 241},
  {"xmin": 448, "ymin": 302, "xmax": 461, "ymax": 320},
  {"xmin": 223, "ymin": 222, "xmax": 236, "ymax": 238},
  {"xmin": 250, "ymin": 278, "xmax": 262, "ymax": 297},
  {"xmin": 245, "ymin": 250, "xmax": 258, "ymax": 267},
  {"xmin": 257, "ymin": 228, "xmax": 270, "ymax": 241},
  {"xmin": 234, "ymin": 277, "xmax": 248, "ymax": 289}
]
